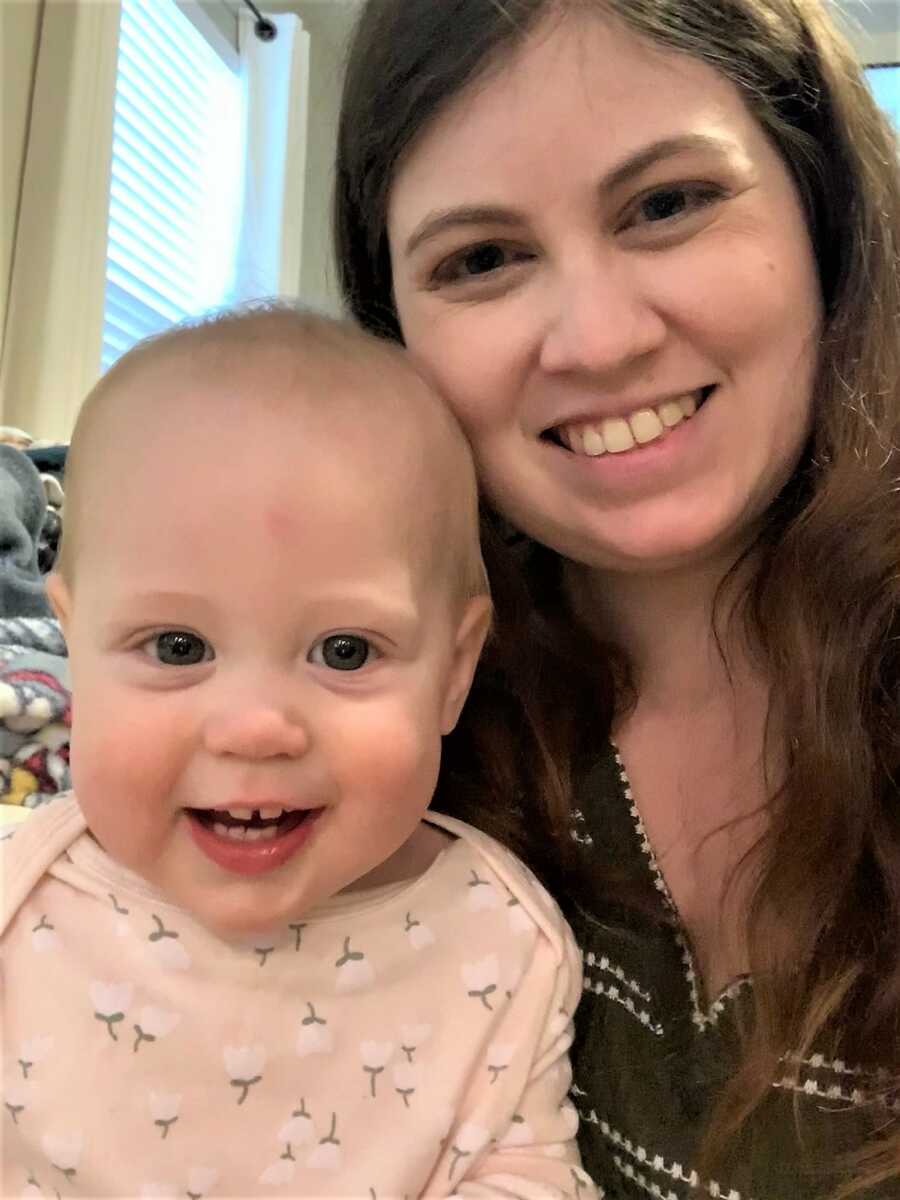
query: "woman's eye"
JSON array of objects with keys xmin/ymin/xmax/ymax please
[
  {"xmin": 629, "ymin": 184, "xmax": 722, "ymax": 229},
  {"xmin": 431, "ymin": 241, "xmax": 531, "ymax": 286},
  {"xmin": 310, "ymin": 634, "xmax": 373, "ymax": 672},
  {"xmin": 144, "ymin": 631, "xmax": 212, "ymax": 667}
]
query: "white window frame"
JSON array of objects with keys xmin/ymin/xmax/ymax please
[{"xmin": 0, "ymin": 0, "xmax": 308, "ymax": 442}]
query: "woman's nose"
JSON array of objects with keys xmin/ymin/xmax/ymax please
[
  {"xmin": 203, "ymin": 704, "xmax": 310, "ymax": 761},
  {"xmin": 538, "ymin": 253, "xmax": 667, "ymax": 377}
]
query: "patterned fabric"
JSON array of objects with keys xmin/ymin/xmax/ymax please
[
  {"xmin": 0, "ymin": 619, "xmax": 67, "ymax": 659},
  {"xmin": 1, "ymin": 796, "xmax": 596, "ymax": 1199},
  {"xmin": 570, "ymin": 745, "xmax": 895, "ymax": 1199},
  {"xmin": 0, "ymin": 622, "xmax": 70, "ymax": 811}
]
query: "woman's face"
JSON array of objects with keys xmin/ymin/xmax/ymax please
[{"xmin": 388, "ymin": 13, "xmax": 823, "ymax": 574}]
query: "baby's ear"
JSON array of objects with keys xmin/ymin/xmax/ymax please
[
  {"xmin": 440, "ymin": 595, "xmax": 492, "ymax": 735},
  {"xmin": 44, "ymin": 573, "xmax": 71, "ymax": 633}
]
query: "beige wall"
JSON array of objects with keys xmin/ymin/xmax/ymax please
[
  {"xmin": 267, "ymin": 0, "xmax": 359, "ymax": 315},
  {"xmin": 838, "ymin": 1, "xmax": 900, "ymax": 62},
  {"xmin": 1, "ymin": 0, "xmax": 43, "ymax": 345}
]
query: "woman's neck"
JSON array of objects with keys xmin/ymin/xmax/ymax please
[{"xmin": 566, "ymin": 552, "xmax": 760, "ymax": 714}]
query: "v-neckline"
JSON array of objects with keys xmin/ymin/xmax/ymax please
[{"xmin": 610, "ymin": 741, "xmax": 753, "ymax": 1031}]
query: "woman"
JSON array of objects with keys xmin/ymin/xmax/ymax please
[{"xmin": 333, "ymin": 1, "xmax": 900, "ymax": 1194}]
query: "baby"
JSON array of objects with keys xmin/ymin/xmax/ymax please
[{"xmin": 0, "ymin": 308, "xmax": 595, "ymax": 1199}]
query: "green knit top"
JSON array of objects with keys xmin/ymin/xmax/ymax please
[{"xmin": 569, "ymin": 746, "xmax": 895, "ymax": 1199}]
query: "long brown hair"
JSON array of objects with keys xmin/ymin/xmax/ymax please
[{"xmin": 334, "ymin": 1, "xmax": 900, "ymax": 1191}]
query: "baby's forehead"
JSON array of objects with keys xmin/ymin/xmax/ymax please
[{"xmin": 107, "ymin": 334, "xmax": 440, "ymax": 440}]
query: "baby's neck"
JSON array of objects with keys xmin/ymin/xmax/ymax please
[{"xmin": 342, "ymin": 821, "xmax": 453, "ymax": 893}]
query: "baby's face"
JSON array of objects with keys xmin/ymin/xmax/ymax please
[{"xmin": 50, "ymin": 355, "xmax": 487, "ymax": 937}]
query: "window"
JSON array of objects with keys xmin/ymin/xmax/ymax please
[
  {"xmin": 866, "ymin": 64, "xmax": 900, "ymax": 128},
  {"xmin": 101, "ymin": 0, "xmax": 244, "ymax": 371}
]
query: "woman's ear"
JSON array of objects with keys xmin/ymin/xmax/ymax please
[
  {"xmin": 440, "ymin": 595, "xmax": 492, "ymax": 735},
  {"xmin": 45, "ymin": 572, "xmax": 71, "ymax": 634}
]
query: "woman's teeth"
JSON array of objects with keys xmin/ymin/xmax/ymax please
[{"xmin": 559, "ymin": 391, "xmax": 701, "ymax": 456}]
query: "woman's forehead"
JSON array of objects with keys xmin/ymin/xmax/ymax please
[{"xmin": 388, "ymin": 12, "xmax": 758, "ymax": 224}]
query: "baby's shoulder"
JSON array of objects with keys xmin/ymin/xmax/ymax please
[
  {"xmin": 425, "ymin": 812, "xmax": 571, "ymax": 955},
  {"xmin": 0, "ymin": 795, "xmax": 84, "ymax": 936}
]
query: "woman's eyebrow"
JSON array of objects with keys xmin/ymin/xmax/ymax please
[
  {"xmin": 404, "ymin": 207, "xmax": 524, "ymax": 257},
  {"xmin": 402, "ymin": 133, "xmax": 735, "ymax": 257}
]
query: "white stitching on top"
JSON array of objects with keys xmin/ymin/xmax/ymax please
[
  {"xmin": 585, "ymin": 1112, "xmax": 752, "ymax": 1200},
  {"xmin": 613, "ymin": 745, "xmax": 750, "ymax": 1032}
]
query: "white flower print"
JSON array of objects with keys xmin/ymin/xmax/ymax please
[
  {"xmin": 334, "ymin": 937, "xmax": 375, "ymax": 992},
  {"xmin": 90, "ymin": 981, "xmax": 133, "ymax": 1042},
  {"xmin": 486, "ymin": 1041, "xmax": 515, "ymax": 1084},
  {"xmin": 17, "ymin": 1035, "xmax": 53, "ymax": 1078},
  {"xmin": 403, "ymin": 912, "xmax": 436, "ymax": 950},
  {"xmin": 500, "ymin": 1113, "xmax": 533, "ymax": 1148},
  {"xmin": 306, "ymin": 1112, "xmax": 341, "ymax": 1169},
  {"xmin": 506, "ymin": 895, "xmax": 534, "ymax": 935},
  {"xmin": 224, "ymin": 1043, "xmax": 266, "ymax": 1104},
  {"xmin": 4, "ymin": 1077, "xmax": 34, "ymax": 1124},
  {"xmin": 307, "ymin": 1142, "xmax": 342, "ymax": 1170},
  {"xmin": 462, "ymin": 955, "xmax": 500, "ymax": 1010},
  {"xmin": 448, "ymin": 1122, "xmax": 490, "ymax": 1179},
  {"xmin": 399, "ymin": 1023, "xmax": 431, "ymax": 1062},
  {"xmin": 41, "ymin": 1131, "xmax": 83, "ymax": 1177},
  {"xmin": 296, "ymin": 1002, "xmax": 333, "ymax": 1057},
  {"xmin": 466, "ymin": 870, "xmax": 500, "ymax": 912},
  {"xmin": 393, "ymin": 1062, "xmax": 419, "ymax": 1107},
  {"xmin": 134, "ymin": 1007, "xmax": 181, "ymax": 1053},
  {"xmin": 30, "ymin": 914, "xmax": 59, "ymax": 953},
  {"xmin": 259, "ymin": 1159, "xmax": 295, "ymax": 1186},
  {"xmin": 148, "ymin": 937, "xmax": 191, "ymax": 971},
  {"xmin": 186, "ymin": 1166, "xmax": 219, "ymax": 1197},
  {"xmin": 277, "ymin": 1100, "xmax": 314, "ymax": 1146},
  {"xmin": 148, "ymin": 1091, "xmax": 181, "ymax": 1138},
  {"xmin": 360, "ymin": 1040, "xmax": 394, "ymax": 1097}
]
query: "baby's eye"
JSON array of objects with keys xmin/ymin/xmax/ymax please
[
  {"xmin": 143, "ymin": 631, "xmax": 213, "ymax": 667},
  {"xmin": 309, "ymin": 634, "xmax": 374, "ymax": 672},
  {"xmin": 431, "ymin": 241, "xmax": 533, "ymax": 286}
]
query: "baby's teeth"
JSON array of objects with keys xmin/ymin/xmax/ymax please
[
  {"xmin": 679, "ymin": 393, "xmax": 698, "ymax": 418},
  {"xmin": 258, "ymin": 806, "xmax": 284, "ymax": 821},
  {"xmin": 225, "ymin": 825, "xmax": 247, "ymax": 841},
  {"xmin": 227, "ymin": 807, "xmax": 253, "ymax": 820},
  {"xmin": 557, "ymin": 426, "xmax": 572, "ymax": 450},
  {"xmin": 658, "ymin": 401, "xmax": 684, "ymax": 429},
  {"xmin": 629, "ymin": 408, "xmax": 663, "ymax": 445},
  {"xmin": 566, "ymin": 426, "xmax": 584, "ymax": 454},
  {"xmin": 582, "ymin": 426, "xmax": 606, "ymax": 456},
  {"xmin": 243, "ymin": 827, "xmax": 262, "ymax": 842},
  {"xmin": 213, "ymin": 822, "xmax": 229, "ymax": 837},
  {"xmin": 259, "ymin": 825, "xmax": 278, "ymax": 841},
  {"xmin": 601, "ymin": 418, "xmax": 635, "ymax": 454}
]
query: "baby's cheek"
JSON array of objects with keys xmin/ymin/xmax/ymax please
[{"xmin": 70, "ymin": 690, "xmax": 185, "ymax": 866}]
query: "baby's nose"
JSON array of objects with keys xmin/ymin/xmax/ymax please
[{"xmin": 203, "ymin": 706, "xmax": 310, "ymax": 761}]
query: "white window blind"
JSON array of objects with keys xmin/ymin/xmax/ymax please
[{"xmin": 101, "ymin": 0, "xmax": 244, "ymax": 372}]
